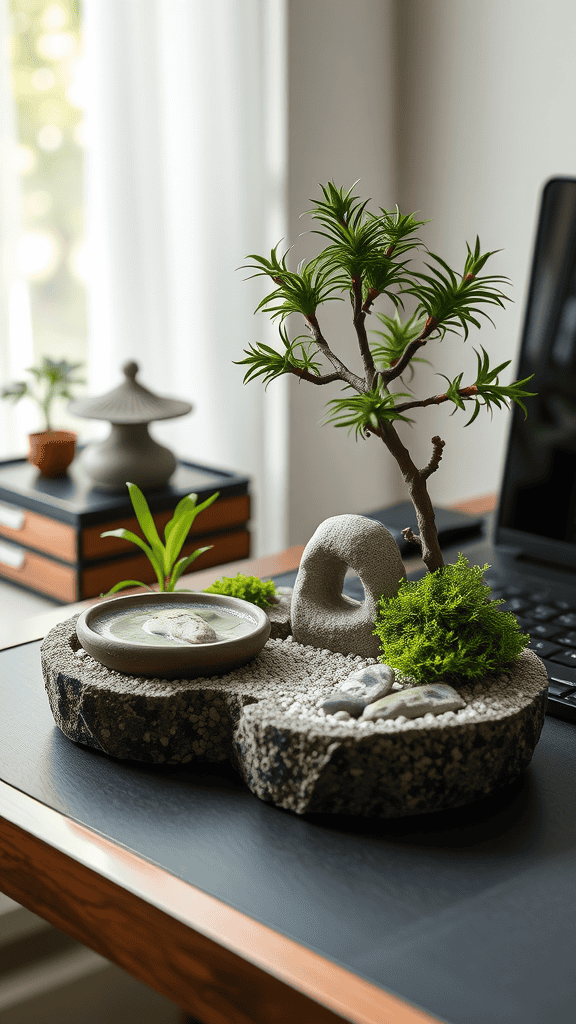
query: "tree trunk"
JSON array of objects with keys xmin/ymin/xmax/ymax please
[{"xmin": 379, "ymin": 424, "xmax": 445, "ymax": 573}]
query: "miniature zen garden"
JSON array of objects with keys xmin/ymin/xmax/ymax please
[{"xmin": 40, "ymin": 183, "xmax": 549, "ymax": 818}]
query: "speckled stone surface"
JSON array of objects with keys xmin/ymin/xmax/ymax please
[
  {"xmin": 290, "ymin": 514, "xmax": 406, "ymax": 658},
  {"xmin": 41, "ymin": 617, "xmax": 549, "ymax": 818},
  {"xmin": 266, "ymin": 586, "xmax": 292, "ymax": 640}
]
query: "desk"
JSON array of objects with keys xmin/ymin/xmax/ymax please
[{"xmin": 1, "ymin": 507, "xmax": 575, "ymax": 1024}]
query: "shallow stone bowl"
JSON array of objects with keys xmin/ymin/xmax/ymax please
[{"xmin": 75, "ymin": 592, "xmax": 270, "ymax": 679}]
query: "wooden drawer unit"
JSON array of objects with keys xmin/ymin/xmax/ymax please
[
  {"xmin": 0, "ymin": 541, "xmax": 77, "ymax": 602},
  {"xmin": 0, "ymin": 457, "xmax": 251, "ymax": 603},
  {"xmin": 0, "ymin": 502, "xmax": 77, "ymax": 562}
]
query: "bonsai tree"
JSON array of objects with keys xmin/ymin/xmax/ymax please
[
  {"xmin": 1, "ymin": 357, "xmax": 84, "ymax": 433},
  {"xmin": 237, "ymin": 182, "xmax": 535, "ymax": 574}
]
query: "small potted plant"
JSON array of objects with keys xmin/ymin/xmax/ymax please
[{"xmin": 1, "ymin": 357, "xmax": 85, "ymax": 477}]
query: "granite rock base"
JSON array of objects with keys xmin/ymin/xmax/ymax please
[{"xmin": 41, "ymin": 617, "xmax": 548, "ymax": 818}]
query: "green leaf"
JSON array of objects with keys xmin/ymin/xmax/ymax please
[
  {"xmin": 167, "ymin": 547, "xmax": 213, "ymax": 589},
  {"xmin": 100, "ymin": 580, "xmax": 156, "ymax": 597},
  {"xmin": 165, "ymin": 491, "xmax": 219, "ymax": 569},
  {"xmin": 126, "ymin": 482, "xmax": 167, "ymax": 572},
  {"xmin": 100, "ymin": 525, "xmax": 164, "ymax": 589},
  {"xmin": 165, "ymin": 493, "xmax": 197, "ymax": 543}
]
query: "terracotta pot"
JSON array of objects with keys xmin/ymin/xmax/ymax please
[{"xmin": 27, "ymin": 430, "xmax": 77, "ymax": 477}]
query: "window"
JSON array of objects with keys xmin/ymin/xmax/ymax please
[{"xmin": 9, "ymin": 0, "xmax": 85, "ymax": 386}]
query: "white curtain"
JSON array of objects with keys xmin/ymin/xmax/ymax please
[
  {"xmin": 0, "ymin": 0, "xmax": 34, "ymax": 458},
  {"xmin": 82, "ymin": 0, "xmax": 288, "ymax": 555}
]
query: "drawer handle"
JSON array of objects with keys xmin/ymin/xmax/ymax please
[
  {"xmin": 0, "ymin": 502, "xmax": 25, "ymax": 531},
  {"xmin": 0, "ymin": 540, "xmax": 26, "ymax": 570}
]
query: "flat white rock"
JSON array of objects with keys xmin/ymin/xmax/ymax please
[
  {"xmin": 362, "ymin": 682, "xmax": 466, "ymax": 721},
  {"xmin": 145, "ymin": 611, "xmax": 218, "ymax": 645},
  {"xmin": 341, "ymin": 663, "xmax": 395, "ymax": 702}
]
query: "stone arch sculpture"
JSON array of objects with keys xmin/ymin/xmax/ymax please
[{"xmin": 290, "ymin": 514, "xmax": 407, "ymax": 658}]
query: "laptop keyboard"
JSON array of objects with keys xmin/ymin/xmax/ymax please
[{"xmin": 486, "ymin": 575, "xmax": 576, "ymax": 722}]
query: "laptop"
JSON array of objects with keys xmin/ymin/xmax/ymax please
[{"xmin": 430, "ymin": 176, "xmax": 576, "ymax": 723}]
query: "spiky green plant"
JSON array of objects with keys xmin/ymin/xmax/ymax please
[
  {"xmin": 373, "ymin": 554, "xmax": 529, "ymax": 685},
  {"xmin": 237, "ymin": 182, "xmax": 535, "ymax": 573}
]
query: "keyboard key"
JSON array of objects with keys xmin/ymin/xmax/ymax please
[
  {"xmin": 552, "ymin": 631, "xmax": 576, "ymax": 647},
  {"xmin": 530, "ymin": 590, "xmax": 553, "ymax": 603},
  {"xmin": 528, "ymin": 639, "xmax": 561, "ymax": 658},
  {"xmin": 499, "ymin": 597, "xmax": 532, "ymax": 613},
  {"xmin": 548, "ymin": 649, "xmax": 576, "ymax": 667},
  {"xmin": 547, "ymin": 662, "xmax": 576, "ymax": 684},
  {"xmin": 556, "ymin": 612, "xmax": 576, "ymax": 629},
  {"xmin": 547, "ymin": 680, "xmax": 576, "ymax": 697},
  {"xmin": 530, "ymin": 604, "xmax": 560, "ymax": 621},
  {"xmin": 559, "ymin": 693, "xmax": 576, "ymax": 708},
  {"xmin": 514, "ymin": 614, "xmax": 534, "ymax": 631},
  {"xmin": 529, "ymin": 622, "xmax": 563, "ymax": 639}
]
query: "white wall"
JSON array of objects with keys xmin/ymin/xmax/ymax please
[
  {"xmin": 394, "ymin": 0, "xmax": 576, "ymax": 508},
  {"xmin": 286, "ymin": 0, "xmax": 404, "ymax": 546}
]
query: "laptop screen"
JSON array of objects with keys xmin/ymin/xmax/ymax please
[{"xmin": 497, "ymin": 177, "xmax": 576, "ymax": 569}]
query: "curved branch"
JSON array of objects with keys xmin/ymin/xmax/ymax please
[
  {"xmin": 393, "ymin": 384, "xmax": 478, "ymax": 415},
  {"xmin": 290, "ymin": 367, "xmax": 342, "ymax": 385},
  {"xmin": 421, "ymin": 435, "xmax": 445, "ymax": 480},
  {"xmin": 380, "ymin": 315, "xmax": 439, "ymax": 385},
  {"xmin": 306, "ymin": 313, "xmax": 367, "ymax": 392},
  {"xmin": 351, "ymin": 276, "xmax": 377, "ymax": 387},
  {"xmin": 401, "ymin": 526, "xmax": 421, "ymax": 549}
]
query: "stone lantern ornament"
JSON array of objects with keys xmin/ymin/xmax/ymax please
[{"xmin": 68, "ymin": 361, "xmax": 192, "ymax": 492}]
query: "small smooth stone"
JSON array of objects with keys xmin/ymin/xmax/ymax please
[
  {"xmin": 361, "ymin": 683, "xmax": 466, "ymax": 721},
  {"xmin": 145, "ymin": 612, "xmax": 218, "ymax": 645},
  {"xmin": 332, "ymin": 710, "xmax": 352, "ymax": 721},
  {"xmin": 343, "ymin": 664, "xmax": 395, "ymax": 704},
  {"xmin": 321, "ymin": 693, "xmax": 367, "ymax": 719},
  {"xmin": 340, "ymin": 679, "xmax": 367, "ymax": 696}
]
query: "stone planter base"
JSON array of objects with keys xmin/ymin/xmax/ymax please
[{"xmin": 41, "ymin": 617, "xmax": 548, "ymax": 818}]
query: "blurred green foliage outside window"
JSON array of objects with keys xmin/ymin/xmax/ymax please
[{"xmin": 9, "ymin": 0, "xmax": 86, "ymax": 373}]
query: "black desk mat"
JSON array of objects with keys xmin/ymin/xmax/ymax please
[{"xmin": 1, "ymin": 579, "xmax": 576, "ymax": 1024}]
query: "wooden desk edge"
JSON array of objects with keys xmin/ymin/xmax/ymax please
[{"xmin": 0, "ymin": 781, "xmax": 440, "ymax": 1024}]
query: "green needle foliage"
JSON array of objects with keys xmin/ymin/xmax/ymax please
[
  {"xmin": 369, "ymin": 310, "xmax": 430, "ymax": 371},
  {"xmin": 373, "ymin": 554, "xmax": 529, "ymax": 685},
  {"xmin": 203, "ymin": 573, "xmax": 277, "ymax": 609},
  {"xmin": 324, "ymin": 387, "xmax": 415, "ymax": 437},
  {"xmin": 406, "ymin": 238, "xmax": 510, "ymax": 341},
  {"xmin": 238, "ymin": 325, "xmax": 322, "ymax": 388},
  {"xmin": 100, "ymin": 483, "xmax": 219, "ymax": 596},
  {"xmin": 241, "ymin": 246, "xmax": 346, "ymax": 322}
]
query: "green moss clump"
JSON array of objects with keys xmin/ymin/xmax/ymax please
[
  {"xmin": 203, "ymin": 573, "xmax": 277, "ymax": 609},
  {"xmin": 373, "ymin": 553, "xmax": 529, "ymax": 686}
]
